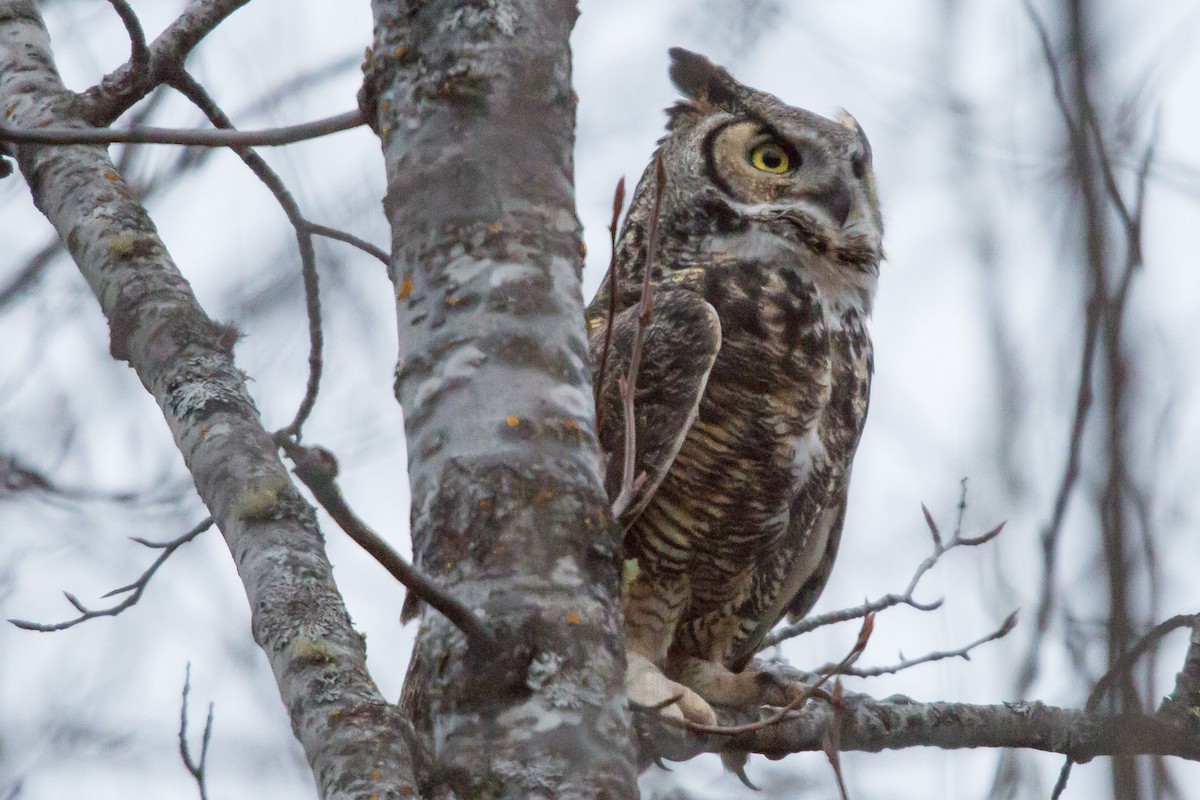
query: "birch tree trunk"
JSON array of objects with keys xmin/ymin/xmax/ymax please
[{"xmin": 363, "ymin": 0, "xmax": 639, "ymax": 796}]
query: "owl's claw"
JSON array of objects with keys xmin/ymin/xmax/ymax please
[
  {"xmin": 626, "ymin": 651, "xmax": 718, "ymax": 726},
  {"xmin": 721, "ymin": 752, "xmax": 759, "ymax": 791}
]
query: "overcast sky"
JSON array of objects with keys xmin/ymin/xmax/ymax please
[{"xmin": 2, "ymin": 1, "xmax": 1200, "ymax": 798}]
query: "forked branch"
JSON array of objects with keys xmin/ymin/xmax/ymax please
[
  {"xmin": 179, "ymin": 663, "xmax": 214, "ymax": 800},
  {"xmin": 8, "ymin": 518, "xmax": 213, "ymax": 632},
  {"xmin": 761, "ymin": 487, "xmax": 1004, "ymax": 650}
]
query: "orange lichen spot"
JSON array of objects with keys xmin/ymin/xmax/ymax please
[
  {"xmin": 371, "ymin": 769, "xmax": 382, "ymax": 781},
  {"xmin": 566, "ymin": 611, "xmax": 581, "ymax": 625},
  {"xmin": 587, "ymin": 317, "xmax": 605, "ymax": 331},
  {"xmin": 534, "ymin": 489, "xmax": 555, "ymax": 505},
  {"xmin": 487, "ymin": 222, "xmax": 502, "ymax": 233},
  {"xmin": 393, "ymin": 45, "xmax": 407, "ymax": 58},
  {"xmin": 4, "ymin": 105, "xmax": 13, "ymax": 117},
  {"xmin": 444, "ymin": 295, "xmax": 462, "ymax": 306},
  {"xmin": 330, "ymin": 708, "xmax": 342, "ymax": 719},
  {"xmin": 396, "ymin": 272, "xmax": 413, "ymax": 300},
  {"xmin": 369, "ymin": 795, "xmax": 378, "ymax": 800},
  {"xmin": 479, "ymin": 498, "xmax": 492, "ymax": 509},
  {"xmin": 505, "ymin": 415, "xmax": 520, "ymax": 427},
  {"xmin": 199, "ymin": 426, "xmax": 211, "ymax": 440},
  {"xmin": 579, "ymin": 241, "xmax": 587, "ymax": 258},
  {"xmin": 562, "ymin": 418, "xmax": 581, "ymax": 431},
  {"xmin": 103, "ymin": 171, "xmax": 119, "ymax": 181}
]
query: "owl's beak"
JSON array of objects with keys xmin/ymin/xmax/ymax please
[{"xmin": 819, "ymin": 177, "xmax": 853, "ymax": 228}]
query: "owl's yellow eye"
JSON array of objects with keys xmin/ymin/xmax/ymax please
[{"xmin": 748, "ymin": 142, "xmax": 791, "ymax": 174}]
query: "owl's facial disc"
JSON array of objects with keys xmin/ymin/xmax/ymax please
[{"xmin": 705, "ymin": 119, "xmax": 853, "ymax": 228}]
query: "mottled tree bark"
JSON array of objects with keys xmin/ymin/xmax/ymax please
[
  {"xmin": 0, "ymin": 4, "xmax": 420, "ymax": 798},
  {"xmin": 363, "ymin": 1, "xmax": 638, "ymax": 797}
]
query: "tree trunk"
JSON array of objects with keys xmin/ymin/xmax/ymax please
[{"xmin": 363, "ymin": 1, "xmax": 639, "ymax": 797}]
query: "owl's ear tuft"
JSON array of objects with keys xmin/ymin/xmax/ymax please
[{"xmin": 668, "ymin": 48, "xmax": 740, "ymax": 111}]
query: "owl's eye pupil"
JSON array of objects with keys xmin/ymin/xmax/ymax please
[{"xmin": 749, "ymin": 142, "xmax": 792, "ymax": 174}]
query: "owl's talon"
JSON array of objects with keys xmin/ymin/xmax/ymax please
[
  {"xmin": 722, "ymin": 751, "xmax": 759, "ymax": 790},
  {"xmin": 626, "ymin": 652, "xmax": 718, "ymax": 726}
]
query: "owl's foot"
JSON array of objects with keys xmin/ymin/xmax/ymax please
[
  {"xmin": 626, "ymin": 652, "xmax": 718, "ymax": 726},
  {"xmin": 678, "ymin": 656, "xmax": 815, "ymax": 709}
]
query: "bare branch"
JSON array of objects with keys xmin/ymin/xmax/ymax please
[
  {"xmin": 711, "ymin": 695, "xmax": 1200, "ymax": 764},
  {"xmin": 104, "ymin": 0, "xmax": 149, "ymax": 83},
  {"xmin": 8, "ymin": 518, "xmax": 212, "ymax": 632},
  {"xmin": 1088, "ymin": 614, "xmax": 1198, "ymax": 714},
  {"xmin": 278, "ymin": 437, "xmax": 499, "ymax": 656},
  {"xmin": 166, "ymin": 70, "xmax": 323, "ymax": 439},
  {"xmin": 79, "ymin": 0, "xmax": 253, "ymax": 125},
  {"xmin": 760, "ymin": 500, "xmax": 1004, "ymax": 650},
  {"xmin": 1051, "ymin": 615, "xmax": 1200, "ymax": 798},
  {"xmin": 0, "ymin": 109, "xmax": 365, "ymax": 148},
  {"xmin": 829, "ymin": 610, "xmax": 1018, "ymax": 678},
  {"xmin": 822, "ymin": 680, "xmax": 851, "ymax": 800},
  {"xmin": 305, "ymin": 222, "xmax": 388, "ymax": 265},
  {"xmin": 612, "ymin": 151, "xmax": 665, "ymax": 518},
  {"xmin": 179, "ymin": 664, "xmax": 214, "ymax": 800},
  {"xmin": 592, "ymin": 175, "xmax": 626, "ymax": 434}
]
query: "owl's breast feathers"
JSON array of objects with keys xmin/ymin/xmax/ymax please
[{"xmin": 588, "ymin": 251, "xmax": 872, "ymax": 665}]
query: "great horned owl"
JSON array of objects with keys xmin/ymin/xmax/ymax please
[{"xmin": 587, "ymin": 49, "xmax": 883, "ymax": 726}]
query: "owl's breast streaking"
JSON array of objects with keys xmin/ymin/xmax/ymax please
[{"xmin": 622, "ymin": 247, "xmax": 868, "ymax": 660}]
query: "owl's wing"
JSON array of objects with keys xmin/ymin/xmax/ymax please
[
  {"xmin": 727, "ymin": 481, "xmax": 850, "ymax": 672},
  {"xmin": 588, "ymin": 286, "xmax": 721, "ymax": 526}
]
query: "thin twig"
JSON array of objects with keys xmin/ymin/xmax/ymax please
[
  {"xmin": 179, "ymin": 663, "xmax": 214, "ymax": 800},
  {"xmin": 611, "ymin": 152, "xmax": 665, "ymax": 518},
  {"xmin": 105, "ymin": 0, "xmax": 150, "ymax": 83},
  {"xmin": 277, "ymin": 436, "xmax": 499, "ymax": 655},
  {"xmin": 305, "ymin": 222, "xmax": 388, "ymax": 265},
  {"xmin": 593, "ymin": 176, "xmax": 626, "ymax": 433},
  {"xmin": 760, "ymin": 499, "xmax": 1004, "ymax": 650},
  {"xmin": 0, "ymin": 110, "xmax": 364, "ymax": 148},
  {"xmin": 828, "ymin": 610, "xmax": 1018, "ymax": 678},
  {"xmin": 8, "ymin": 518, "xmax": 213, "ymax": 631},
  {"xmin": 683, "ymin": 614, "xmax": 874, "ymax": 737},
  {"xmin": 822, "ymin": 679, "xmax": 851, "ymax": 800},
  {"xmin": 167, "ymin": 71, "xmax": 323, "ymax": 439}
]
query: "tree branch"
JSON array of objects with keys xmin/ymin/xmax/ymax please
[
  {"xmin": 760, "ymin": 497, "xmax": 1004, "ymax": 650},
  {"xmin": 0, "ymin": 5, "xmax": 421, "ymax": 796},
  {"xmin": 831, "ymin": 610, "xmax": 1018, "ymax": 679},
  {"xmin": 8, "ymin": 518, "xmax": 212, "ymax": 632},
  {"xmin": 611, "ymin": 152, "xmax": 664, "ymax": 518},
  {"xmin": 0, "ymin": 109, "xmax": 365, "ymax": 147},
  {"xmin": 78, "ymin": 0, "xmax": 253, "ymax": 125},
  {"xmin": 164, "ymin": 69, "xmax": 323, "ymax": 439},
  {"xmin": 279, "ymin": 437, "xmax": 499, "ymax": 655},
  {"xmin": 104, "ymin": 0, "xmax": 150, "ymax": 84},
  {"xmin": 179, "ymin": 663, "xmax": 214, "ymax": 800}
]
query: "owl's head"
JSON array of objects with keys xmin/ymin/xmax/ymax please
[{"xmin": 656, "ymin": 48, "xmax": 883, "ymax": 275}]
